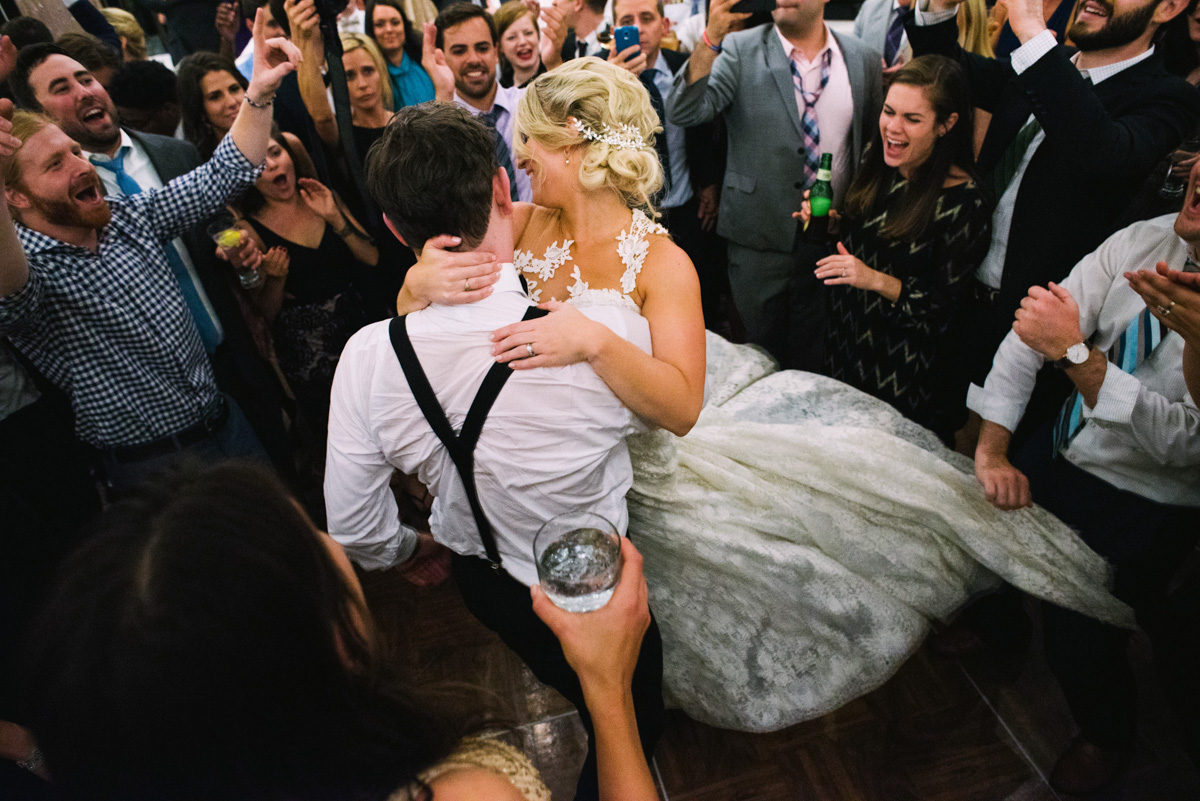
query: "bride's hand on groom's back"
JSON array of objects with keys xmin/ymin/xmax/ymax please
[
  {"xmin": 395, "ymin": 234, "xmax": 502, "ymax": 315},
  {"xmin": 490, "ymin": 300, "xmax": 603, "ymax": 369}
]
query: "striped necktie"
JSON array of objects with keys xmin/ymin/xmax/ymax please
[
  {"xmin": 478, "ymin": 109, "xmax": 520, "ymax": 202},
  {"xmin": 1053, "ymin": 307, "xmax": 1164, "ymax": 455},
  {"xmin": 790, "ymin": 48, "xmax": 832, "ymax": 189}
]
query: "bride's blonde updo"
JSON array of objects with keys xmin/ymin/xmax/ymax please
[{"xmin": 516, "ymin": 57, "xmax": 664, "ymax": 214}]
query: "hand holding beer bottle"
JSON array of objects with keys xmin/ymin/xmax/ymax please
[{"xmin": 793, "ymin": 153, "xmax": 838, "ymax": 244}]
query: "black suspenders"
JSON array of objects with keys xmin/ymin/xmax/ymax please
[{"xmin": 388, "ymin": 306, "xmax": 548, "ymax": 569}]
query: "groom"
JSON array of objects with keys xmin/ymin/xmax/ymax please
[{"xmin": 323, "ymin": 103, "xmax": 664, "ymax": 801}]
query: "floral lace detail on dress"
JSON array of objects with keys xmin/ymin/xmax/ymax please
[
  {"xmin": 517, "ymin": 209, "xmax": 666, "ymax": 305},
  {"xmin": 616, "ymin": 209, "xmax": 668, "ymax": 295},
  {"xmin": 514, "ymin": 240, "xmax": 573, "ymax": 303}
]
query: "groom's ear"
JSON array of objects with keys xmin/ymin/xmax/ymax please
[
  {"xmin": 382, "ymin": 214, "xmax": 409, "ymax": 247},
  {"xmin": 493, "ymin": 168, "xmax": 514, "ymax": 217}
]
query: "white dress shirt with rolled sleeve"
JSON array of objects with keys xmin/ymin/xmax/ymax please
[
  {"xmin": 324, "ymin": 264, "xmax": 649, "ymax": 585},
  {"xmin": 968, "ymin": 215, "xmax": 1200, "ymax": 507}
]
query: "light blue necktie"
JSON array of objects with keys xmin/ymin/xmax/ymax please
[
  {"xmin": 1053, "ymin": 307, "xmax": 1164, "ymax": 454},
  {"xmin": 91, "ymin": 148, "xmax": 223, "ymax": 353}
]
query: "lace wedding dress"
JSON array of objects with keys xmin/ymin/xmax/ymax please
[{"xmin": 516, "ymin": 210, "xmax": 1133, "ymax": 733}]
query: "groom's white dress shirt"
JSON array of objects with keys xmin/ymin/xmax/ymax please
[{"xmin": 325, "ymin": 264, "xmax": 649, "ymax": 585}]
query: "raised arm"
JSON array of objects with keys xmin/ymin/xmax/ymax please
[
  {"xmin": 285, "ymin": 0, "xmax": 341, "ymax": 148},
  {"xmin": 491, "ymin": 240, "xmax": 706, "ymax": 436},
  {"xmin": 229, "ymin": 9, "xmax": 303, "ymax": 166},
  {"xmin": 532, "ymin": 537, "xmax": 660, "ymax": 801},
  {"xmin": 0, "ymin": 95, "xmax": 30, "ymax": 298}
]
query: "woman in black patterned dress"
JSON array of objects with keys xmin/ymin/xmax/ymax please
[
  {"xmin": 799, "ymin": 55, "xmax": 991, "ymax": 445},
  {"xmin": 234, "ymin": 131, "xmax": 382, "ymax": 435}
]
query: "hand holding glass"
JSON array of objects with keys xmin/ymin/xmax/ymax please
[
  {"xmin": 534, "ymin": 512, "xmax": 623, "ymax": 613},
  {"xmin": 207, "ymin": 215, "xmax": 262, "ymax": 289}
]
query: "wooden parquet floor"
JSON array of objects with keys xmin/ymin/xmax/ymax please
[{"xmin": 360, "ymin": 570, "xmax": 1200, "ymax": 801}]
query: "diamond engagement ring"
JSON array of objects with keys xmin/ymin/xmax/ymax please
[
  {"xmin": 1157, "ymin": 302, "xmax": 1176, "ymax": 316},
  {"xmin": 464, "ymin": 279, "xmax": 471, "ymax": 292},
  {"xmin": 526, "ymin": 343, "xmax": 535, "ymax": 358}
]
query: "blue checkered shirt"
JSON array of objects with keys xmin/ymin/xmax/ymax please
[{"xmin": 0, "ymin": 136, "xmax": 262, "ymax": 448}]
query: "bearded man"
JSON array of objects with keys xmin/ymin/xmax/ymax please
[
  {"xmin": 907, "ymin": 0, "xmax": 1200, "ymax": 437},
  {"xmin": 0, "ymin": 14, "xmax": 300, "ymax": 491}
]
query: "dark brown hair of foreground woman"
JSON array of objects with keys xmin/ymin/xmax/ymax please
[
  {"xmin": 19, "ymin": 461, "xmax": 467, "ymax": 801},
  {"xmin": 843, "ymin": 54, "xmax": 980, "ymax": 241}
]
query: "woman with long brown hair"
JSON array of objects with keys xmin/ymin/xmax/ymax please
[{"xmin": 800, "ymin": 54, "xmax": 991, "ymax": 445}]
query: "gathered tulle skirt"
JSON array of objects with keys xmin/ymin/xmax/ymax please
[{"xmin": 628, "ymin": 333, "xmax": 1133, "ymax": 732}]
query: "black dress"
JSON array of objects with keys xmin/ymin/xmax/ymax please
[
  {"xmin": 824, "ymin": 174, "xmax": 991, "ymax": 442},
  {"xmin": 248, "ymin": 218, "xmax": 381, "ymax": 431}
]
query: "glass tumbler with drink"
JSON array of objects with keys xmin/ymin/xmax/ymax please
[
  {"xmin": 1160, "ymin": 131, "xmax": 1200, "ymax": 200},
  {"xmin": 207, "ymin": 214, "xmax": 263, "ymax": 289},
  {"xmin": 534, "ymin": 512, "xmax": 623, "ymax": 613}
]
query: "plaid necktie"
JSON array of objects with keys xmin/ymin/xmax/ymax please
[
  {"xmin": 91, "ymin": 148, "xmax": 224, "ymax": 354},
  {"xmin": 1052, "ymin": 307, "xmax": 1164, "ymax": 455},
  {"xmin": 478, "ymin": 109, "xmax": 520, "ymax": 202},
  {"xmin": 790, "ymin": 48, "xmax": 832, "ymax": 189},
  {"xmin": 884, "ymin": 11, "xmax": 906, "ymax": 66}
]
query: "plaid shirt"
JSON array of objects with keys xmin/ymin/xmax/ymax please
[{"xmin": 0, "ymin": 136, "xmax": 262, "ymax": 448}]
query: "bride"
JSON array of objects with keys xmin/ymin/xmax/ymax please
[{"xmin": 400, "ymin": 58, "xmax": 1131, "ymax": 732}]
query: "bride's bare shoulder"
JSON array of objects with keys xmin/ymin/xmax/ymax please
[
  {"xmin": 641, "ymin": 231, "xmax": 699, "ymax": 292},
  {"xmin": 513, "ymin": 203, "xmax": 555, "ymax": 245}
]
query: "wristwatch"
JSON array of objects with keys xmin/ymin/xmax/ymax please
[{"xmin": 1050, "ymin": 342, "xmax": 1090, "ymax": 369}]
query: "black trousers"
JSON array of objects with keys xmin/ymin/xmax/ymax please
[
  {"xmin": 452, "ymin": 554, "xmax": 666, "ymax": 801},
  {"xmin": 966, "ymin": 427, "xmax": 1200, "ymax": 749}
]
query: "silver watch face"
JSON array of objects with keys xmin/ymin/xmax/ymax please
[{"xmin": 1066, "ymin": 343, "xmax": 1090, "ymax": 364}]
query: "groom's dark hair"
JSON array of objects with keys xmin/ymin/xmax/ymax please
[{"xmin": 366, "ymin": 103, "xmax": 500, "ymax": 251}]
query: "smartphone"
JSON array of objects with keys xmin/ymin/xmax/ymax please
[
  {"xmin": 613, "ymin": 25, "xmax": 640, "ymax": 56},
  {"xmin": 731, "ymin": 0, "xmax": 777, "ymax": 13}
]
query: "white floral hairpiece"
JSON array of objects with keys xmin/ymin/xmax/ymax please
[{"xmin": 569, "ymin": 116, "xmax": 645, "ymax": 151}]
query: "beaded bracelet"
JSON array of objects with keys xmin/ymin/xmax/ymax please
[{"xmin": 244, "ymin": 93, "xmax": 274, "ymax": 109}]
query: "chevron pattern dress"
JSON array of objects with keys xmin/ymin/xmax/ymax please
[{"xmin": 825, "ymin": 175, "xmax": 990, "ymax": 441}]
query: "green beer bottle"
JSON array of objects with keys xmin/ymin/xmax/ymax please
[{"xmin": 805, "ymin": 153, "xmax": 834, "ymax": 243}]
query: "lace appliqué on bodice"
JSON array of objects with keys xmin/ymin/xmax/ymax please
[
  {"xmin": 513, "ymin": 239, "xmax": 573, "ymax": 303},
  {"xmin": 516, "ymin": 209, "xmax": 667, "ymax": 310}
]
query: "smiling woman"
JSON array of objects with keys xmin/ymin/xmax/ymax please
[
  {"xmin": 799, "ymin": 54, "xmax": 992, "ymax": 443},
  {"xmin": 176, "ymin": 52, "xmax": 250, "ymax": 160},
  {"xmin": 496, "ymin": 0, "xmax": 546, "ymax": 88}
]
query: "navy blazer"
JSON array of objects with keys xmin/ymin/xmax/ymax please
[{"xmin": 907, "ymin": 16, "xmax": 1200, "ymax": 326}]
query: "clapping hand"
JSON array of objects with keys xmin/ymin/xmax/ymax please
[
  {"xmin": 422, "ymin": 22, "xmax": 456, "ymax": 102},
  {"xmin": 297, "ymin": 177, "xmax": 340, "ymax": 224},
  {"xmin": 1127, "ymin": 260, "xmax": 1200, "ymax": 346},
  {"xmin": 491, "ymin": 299, "xmax": 602, "ymax": 369}
]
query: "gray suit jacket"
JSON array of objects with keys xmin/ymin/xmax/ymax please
[{"xmin": 668, "ymin": 25, "xmax": 883, "ymax": 254}]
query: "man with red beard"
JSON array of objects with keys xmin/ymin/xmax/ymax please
[
  {"xmin": 0, "ymin": 14, "xmax": 300, "ymax": 492},
  {"xmin": 908, "ymin": 0, "xmax": 1200, "ymax": 439}
]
